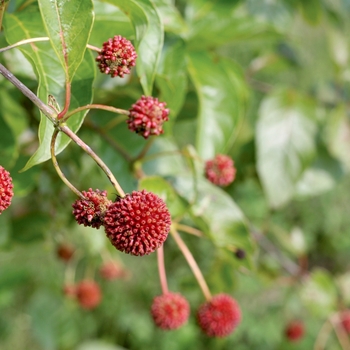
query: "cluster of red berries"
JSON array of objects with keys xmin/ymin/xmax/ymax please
[
  {"xmin": 96, "ymin": 35, "xmax": 137, "ymax": 78},
  {"xmin": 205, "ymin": 154, "xmax": 236, "ymax": 187},
  {"xmin": 0, "ymin": 165, "xmax": 14, "ymax": 214},
  {"xmin": 127, "ymin": 96, "xmax": 170, "ymax": 139},
  {"xmin": 64, "ymin": 280, "xmax": 102, "ymax": 310},
  {"xmin": 284, "ymin": 320, "xmax": 304, "ymax": 342},
  {"xmin": 150, "ymin": 292, "xmax": 241, "ymax": 337},
  {"xmin": 72, "ymin": 189, "xmax": 171, "ymax": 256}
]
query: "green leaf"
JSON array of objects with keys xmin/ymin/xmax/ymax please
[
  {"xmin": 169, "ymin": 175, "xmax": 255, "ymax": 267},
  {"xmin": 11, "ymin": 212, "xmax": 48, "ymax": 243},
  {"xmin": 152, "ymin": 0, "xmax": 187, "ymax": 34},
  {"xmin": 185, "ymin": 0, "xmax": 279, "ymax": 50},
  {"xmin": 300, "ymin": 269, "xmax": 337, "ymax": 317},
  {"xmin": 0, "ymin": 113, "xmax": 16, "ymax": 169},
  {"xmin": 156, "ymin": 39, "xmax": 187, "ymax": 124},
  {"xmin": 295, "ymin": 147, "xmax": 343, "ymax": 198},
  {"xmin": 4, "ymin": 6, "xmax": 95, "ymax": 171},
  {"xmin": 104, "ymin": 0, "xmax": 163, "ymax": 95},
  {"xmin": 325, "ymin": 104, "xmax": 350, "ymax": 171},
  {"xmin": 299, "ymin": 0, "xmax": 322, "ymax": 25},
  {"xmin": 38, "ymin": 0, "xmax": 94, "ymax": 81},
  {"xmin": 256, "ymin": 89, "xmax": 317, "ymax": 208},
  {"xmin": 76, "ymin": 341, "xmax": 127, "ymax": 350},
  {"xmin": 138, "ymin": 176, "xmax": 188, "ymax": 218},
  {"xmin": 187, "ymin": 52, "xmax": 247, "ymax": 159}
]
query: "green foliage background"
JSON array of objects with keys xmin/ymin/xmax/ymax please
[{"xmin": 0, "ymin": 0, "xmax": 350, "ymax": 349}]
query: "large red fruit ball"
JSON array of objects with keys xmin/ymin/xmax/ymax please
[
  {"xmin": 151, "ymin": 292, "xmax": 190, "ymax": 330},
  {"xmin": 104, "ymin": 190, "xmax": 171, "ymax": 256},
  {"xmin": 285, "ymin": 320, "xmax": 304, "ymax": 342},
  {"xmin": 0, "ymin": 165, "xmax": 14, "ymax": 214},
  {"xmin": 197, "ymin": 294, "xmax": 241, "ymax": 337}
]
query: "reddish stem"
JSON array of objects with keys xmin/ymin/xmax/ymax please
[{"xmin": 157, "ymin": 246, "xmax": 168, "ymax": 295}]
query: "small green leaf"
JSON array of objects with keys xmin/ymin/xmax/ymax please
[
  {"xmin": 104, "ymin": 0, "xmax": 163, "ymax": 95},
  {"xmin": 187, "ymin": 52, "xmax": 247, "ymax": 159},
  {"xmin": 38, "ymin": 0, "xmax": 94, "ymax": 81},
  {"xmin": 256, "ymin": 89, "xmax": 317, "ymax": 208}
]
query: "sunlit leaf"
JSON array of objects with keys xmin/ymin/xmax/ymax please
[
  {"xmin": 156, "ymin": 39, "xmax": 187, "ymax": 126},
  {"xmin": 38, "ymin": 0, "xmax": 94, "ymax": 81},
  {"xmin": 256, "ymin": 89, "xmax": 317, "ymax": 208},
  {"xmin": 187, "ymin": 52, "xmax": 247, "ymax": 159}
]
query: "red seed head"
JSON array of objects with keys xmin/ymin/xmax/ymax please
[
  {"xmin": 57, "ymin": 243, "xmax": 75, "ymax": 262},
  {"xmin": 197, "ymin": 294, "xmax": 241, "ymax": 337},
  {"xmin": 96, "ymin": 35, "xmax": 137, "ymax": 78},
  {"xmin": 76, "ymin": 280, "xmax": 102, "ymax": 310},
  {"xmin": 72, "ymin": 188, "xmax": 112, "ymax": 229},
  {"xmin": 104, "ymin": 190, "xmax": 171, "ymax": 256},
  {"xmin": 99, "ymin": 261, "xmax": 127, "ymax": 281},
  {"xmin": 151, "ymin": 293, "xmax": 190, "ymax": 330},
  {"xmin": 127, "ymin": 96, "xmax": 170, "ymax": 139},
  {"xmin": 205, "ymin": 154, "xmax": 236, "ymax": 187},
  {"xmin": 0, "ymin": 166, "xmax": 14, "ymax": 214},
  {"xmin": 340, "ymin": 311, "xmax": 350, "ymax": 333},
  {"xmin": 285, "ymin": 320, "xmax": 304, "ymax": 342}
]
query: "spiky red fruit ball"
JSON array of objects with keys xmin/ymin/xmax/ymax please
[
  {"xmin": 151, "ymin": 293, "xmax": 190, "ymax": 330},
  {"xmin": 197, "ymin": 294, "xmax": 241, "ymax": 337},
  {"xmin": 99, "ymin": 261, "xmax": 126, "ymax": 280},
  {"xmin": 340, "ymin": 311, "xmax": 350, "ymax": 333},
  {"xmin": 76, "ymin": 280, "xmax": 102, "ymax": 310},
  {"xmin": 72, "ymin": 189, "xmax": 112, "ymax": 229},
  {"xmin": 205, "ymin": 154, "xmax": 236, "ymax": 187},
  {"xmin": 104, "ymin": 190, "xmax": 171, "ymax": 256},
  {"xmin": 127, "ymin": 96, "xmax": 170, "ymax": 139},
  {"xmin": 285, "ymin": 320, "xmax": 304, "ymax": 342},
  {"xmin": 96, "ymin": 35, "xmax": 137, "ymax": 78},
  {"xmin": 0, "ymin": 166, "xmax": 14, "ymax": 214}
]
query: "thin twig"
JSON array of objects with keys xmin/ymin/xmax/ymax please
[
  {"xmin": 157, "ymin": 246, "xmax": 168, "ymax": 295},
  {"xmin": 62, "ymin": 104, "xmax": 129, "ymax": 123},
  {"xmin": 60, "ymin": 124, "xmax": 126, "ymax": 197},
  {"xmin": 0, "ymin": 37, "xmax": 49, "ymax": 53},
  {"xmin": 50, "ymin": 128, "xmax": 85, "ymax": 199},
  {"xmin": 175, "ymin": 223, "xmax": 203, "ymax": 237},
  {"xmin": 133, "ymin": 138, "xmax": 155, "ymax": 162},
  {"xmin": 84, "ymin": 119, "xmax": 132, "ymax": 162},
  {"xmin": 0, "ymin": 62, "xmax": 57, "ymax": 122},
  {"xmin": 86, "ymin": 44, "xmax": 101, "ymax": 53},
  {"xmin": 170, "ymin": 226, "xmax": 212, "ymax": 301},
  {"xmin": 0, "ymin": 63, "xmax": 126, "ymax": 197},
  {"xmin": 314, "ymin": 319, "xmax": 333, "ymax": 350}
]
